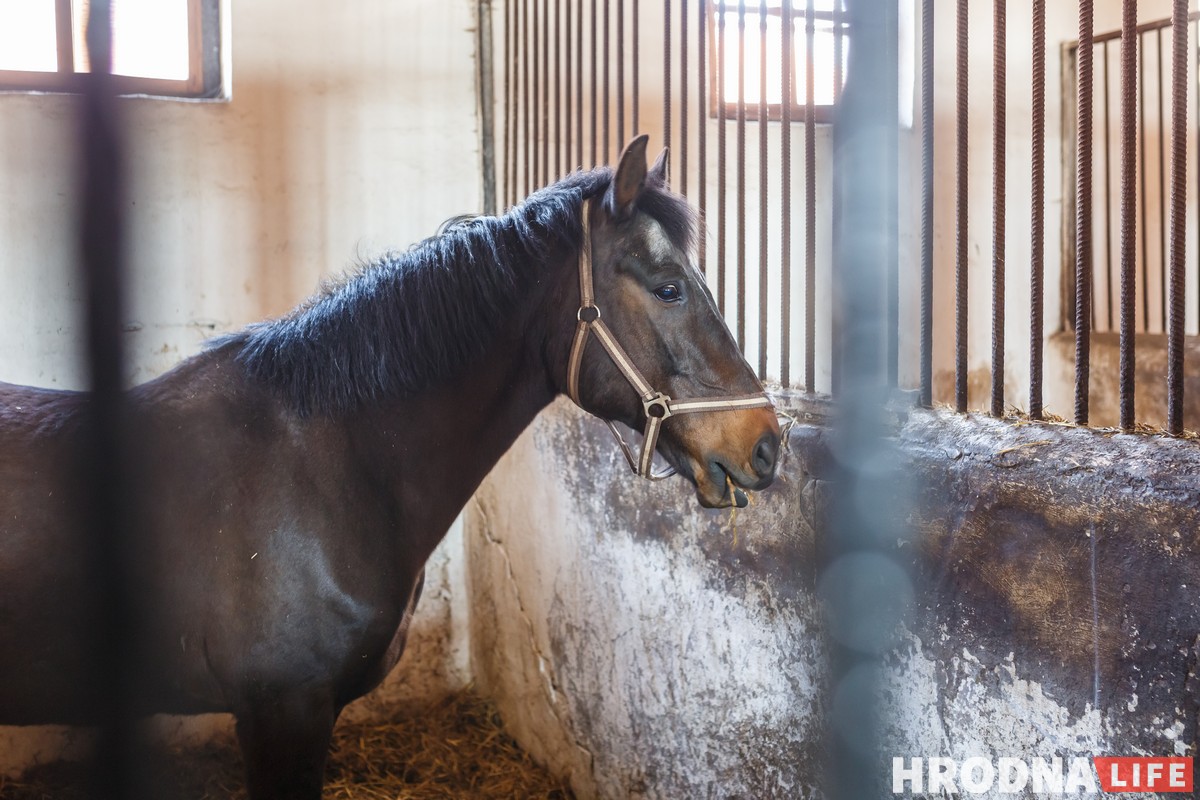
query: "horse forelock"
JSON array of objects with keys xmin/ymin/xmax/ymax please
[{"xmin": 218, "ymin": 167, "xmax": 697, "ymax": 415}]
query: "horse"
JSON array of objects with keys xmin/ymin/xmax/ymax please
[{"xmin": 0, "ymin": 136, "xmax": 779, "ymax": 799}]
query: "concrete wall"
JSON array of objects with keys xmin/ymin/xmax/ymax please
[
  {"xmin": 0, "ymin": 0, "xmax": 480, "ymax": 775},
  {"xmin": 467, "ymin": 398, "xmax": 1200, "ymax": 799}
]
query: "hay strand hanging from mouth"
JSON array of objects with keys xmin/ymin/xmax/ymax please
[{"xmin": 0, "ymin": 692, "xmax": 572, "ymax": 800}]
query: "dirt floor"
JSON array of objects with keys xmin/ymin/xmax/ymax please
[{"xmin": 0, "ymin": 693, "xmax": 572, "ymax": 799}]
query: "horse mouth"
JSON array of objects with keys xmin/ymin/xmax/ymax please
[{"xmin": 695, "ymin": 459, "xmax": 759, "ymax": 509}]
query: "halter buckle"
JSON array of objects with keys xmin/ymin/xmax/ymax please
[
  {"xmin": 577, "ymin": 305, "xmax": 601, "ymax": 323},
  {"xmin": 643, "ymin": 393, "xmax": 673, "ymax": 421}
]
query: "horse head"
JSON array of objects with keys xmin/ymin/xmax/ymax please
[{"xmin": 559, "ymin": 135, "xmax": 781, "ymax": 509}]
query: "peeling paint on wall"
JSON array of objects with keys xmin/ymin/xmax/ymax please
[{"xmin": 468, "ymin": 399, "xmax": 1200, "ymax": 799}]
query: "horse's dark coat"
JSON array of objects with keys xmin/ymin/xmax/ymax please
[{"xmin": 0, "ymin": 138, "xmax": 777, "ymax": 799}]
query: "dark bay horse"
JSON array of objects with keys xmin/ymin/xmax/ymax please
[{"xmin": 0, "ymin": 136, "xmax": 778, "ymax": 799}]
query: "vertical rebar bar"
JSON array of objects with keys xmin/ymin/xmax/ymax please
[
  {"xmin": 664, "ymin": 0, "xmax": 672, "ymax": 156},
  {"xmin": 718, "ymin": 4, "xmax": 727, "ymax": 315},
  {"xmin": 554, "ymin": 0, "xmax": 561, "ymax": 180},
  {"xmin": 919, "ymin": 0, "xmax": 933, "ymax": 407},
  {"xmin": 955, "ymin": 0, "xmax": 969, "ymax": 412},
  {"xmin": 578, "ymin": 0, "xmax": 585, "ymax": 168},
  {"xmin": 681, "ymin": 0, "xmax": 689, "ymax": 196},
  {"xmin": 523, "ymin": 0, "xmax": 531, "ymax": 197},
  {"xmin": 1075, "ymin": 0, "xmax": 1094, "ymax": 425},
  {"xmin": 504, "ymin": 0, "xmax": 512, "ymax": 206},
  {"xmin": 805, "ymin": 0, "xmax": 815, "ymax": 393},
  {"xmin": 566, "ymin": 0, "xmax": 574, "ymax": 173},
  {"xmin": 1167, "ymin": 0, "xmax": 1188, "ymax": 434},
  {"xmin": 1030, "ymin": 0, "xmax": 1045, "ymax": 419},
  {"xmin": 991, "ymin": 0, "xmax": 1006, "ymax": 417},
  {"xmin": 542, "ymin": 0, "xmax": 550, "ymax": 184},
  {"xmin": 617, "ymin": 0, "xmax": 624, "ymax": 148},
  {"xmin": 1119, "ymin": 0, "xmax": 1137, "ymax": 430},
  {"xmin": 1158, "ymin": 28, "xmax": 1167, "ymax": 331},
  {"xmin": 632, "ymin": 0, "xmax": 639, "ymax": 134},
  {"xmin": 831, "ymin": 0, "xmax": 843, "ymax": 398},
  {"xmin": 887, "ymin": 5, "xmax": 899, "ymax": 390},
  {"xmin": 603, "ymin": 0, "xmax": 610, "ymax": 162},
  {"xmin": 758, "ymin": 0, "xmax": 768, "ymax": 379},
  {"xmin": 699, "ymin": 0, "xmax": 708, "ymax": 280},
  {"xmin": 1139, "ymin": 38, "xmax": 1149, "ymax": 328},
  {"xmin": 591, "ymin": 0, "xmax": 598, "ymax": 165},
  {"xmin": 1102, "ymin": 41, "xmax": 1114, "ymax": 331},
  {"xmin": 780, "ymin": 0, "xmax": 792, "ymax": 387},
  {"xmin": 737, "ymin": 1, "xmax": 747, "ymax": 351},
  {"xmin": 533, "ymin": 0, "xmax": 541, "ymax": 186}
]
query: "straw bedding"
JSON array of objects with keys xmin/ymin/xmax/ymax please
[{"xmin": 0, "ymin": 693, "xmax": 572, "ymax": 799}]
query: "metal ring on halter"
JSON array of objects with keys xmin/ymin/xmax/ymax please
[
  {"xmin": 577, "ymin": 305, "xmax": 601, "ymax": 322},
  {"xmin": 643, "ymin": 393, "xmax": 672, "ymax": 420}
]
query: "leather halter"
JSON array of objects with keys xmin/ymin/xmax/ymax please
[{"xmin": 566, "ymin": 200, "xmax": 773, "ymax": 480}]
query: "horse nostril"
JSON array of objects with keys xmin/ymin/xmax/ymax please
[{"xmin": 752, "ymin": 432, "xmax": 780, "ymax": 478}]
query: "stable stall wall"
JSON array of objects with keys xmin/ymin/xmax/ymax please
[{"xmin": 0, "ymin": 0, "xmax": 480, "ymax": 775}]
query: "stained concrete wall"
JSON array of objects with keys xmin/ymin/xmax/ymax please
[
  {"xmin": 0, "ymin": 0, "xmax": 480, "ymax": 775},
  {"xmin": 467, "ymin": 397, "xmax": 1200, "ymax": 798}
]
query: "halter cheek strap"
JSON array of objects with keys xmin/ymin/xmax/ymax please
[{"xmin": 566, "ymin": 199, "xmax": 773, "ymax": 480}]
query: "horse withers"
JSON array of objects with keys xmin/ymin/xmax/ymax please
[{"xmin": 0, "ymin": 136, "xmax": 779, "ymax": 799}]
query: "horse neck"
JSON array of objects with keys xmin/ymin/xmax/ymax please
[{"xmin": 346, "ymin": 252, "xmax": 573, "ymax": 562}]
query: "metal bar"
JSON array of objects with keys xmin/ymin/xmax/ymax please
[
  {"xmin": 698, "ymin": 0, "xmax": 708, "ymax": 280},
  {"xmin": 1119, "ymin": 0, "xmax": 1137, "ymax": 429},
  {"xmin": 503, "ymin": 0, "xmax": 512, "ymax": 206},
  {"xmin": 758, "ymin": 0, "xmax": 768, "ymax": 380},
  {"xmin": 955, "ymin": 0, "xmax": 969, "ymax": 412},
  {"xmin": 737, "ymin": 1, "xmax": 747, "ymax": 351},
  {"xmin": 1075, "ymin": 0, "xmax": 1094, "ymax": 425},
  {"xmin": 664, "ymin": 0, "xmax": 672, "ymax": 155},
  {"xmin": 718, "ymin": 4, "xmax": 727, "ymax": 315},
  {"xmin": 566, "ymin": 0, "xmax": 574, "ymax": 173},
  {"xmin": 79, "ymin": 2, "xmax": 138, "ymax": 794},
  {"xmin": 617, "ymin": 0, "xmax": 624, "ymax": 148},
  {"xmin": 1167, "ymin": 0, "xmax": 1188, "ymax": 434},
  {"xmin": 532, "ymin": 0, "xmax": 540, "ymax": 186},
  {"xmin": 991, "ymin": 0, "xmax": 1005, "ymax": 417},
  {"xmin": 919, "ymin": 0, "xmax": 933, "ymax": 407},
  {"xmin": 780, "ymin": 0, "xmax": 792, "ymax": 387},
  {"xmin": 1030, "ymin": 0, "xmax": 1045, "ymax": 419},
  {"xmin": 805, "ymin": 0, "xmax": 815, "ymax": 393},
  {"xmin": 1102, "ymin": 41, "xmax": 1113, "ymax": 331},
  {"xmin": 632, "ymin": 0, "xmax": 639, "ymax": 134},
  {"xmin": 578, "ymin": 0, "xmax": 585, "ymax": 168},
  {"xmin": 603, "ymin": 0, "xmax": 610, "ymax": 163},
  {"xmin": 541, "ymin": 0, "xmax": 549, "ymax": 183},
  {"xmin": 1158, "ymin": 28, "xmax": 1166, "ymax": 331},
  {"xmin": 555, "ymin": 0, "xmax": 561, "ymax": 180},
  {"xmin": 591, "ymin": 0, "xmax": 597, "ymax": 165},
  {"xmin": 831, "ymin": 0, "xmax": 843, "ymax": 398},
  {"xmin": 523, "ymin": 0, "xmax": 531, "ymax": 196},
  {"xmin": 887, "ymin": 4, "xmax": 899, "ymax": 390},
  {"xmin": 478, "ymin": 0, "xmax": 497, "ymax": 215},
  {"xmin": 1140, "ymin": 37, "xmax": 1149, "ymax": 327},
  {"xmin": 681, "ymin": 0, "xmax": 689, "ymax": 196}
]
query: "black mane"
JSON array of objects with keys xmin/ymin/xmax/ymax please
[{"xmin": 220, "ymin": 168, "xmax": 697, "ymax": 415}]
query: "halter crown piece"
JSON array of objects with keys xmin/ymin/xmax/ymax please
[{"xmin": 566, "ymin": 199, "xmax": 773, "ymax": 480}]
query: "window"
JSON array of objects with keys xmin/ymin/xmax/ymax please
[
  {"xmin": 709, "ymin": 0, "xmax": 848, "ymax": 123},
  {"xmin": 0, "ymin": 0, "xmax": 225, "ymax": 99}
]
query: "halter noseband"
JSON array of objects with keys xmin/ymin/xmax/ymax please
[{"xmin": 566, "ymin": 199, "xmax": 773, "ymax": 480}]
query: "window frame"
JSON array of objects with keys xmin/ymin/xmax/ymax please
[
  {"xmin": 707, "ymin": 1, "xmax": 843, "ymax": 125},
  {"xmin": 0, "ymin": 0, "xmax": 225, "ymax": 99}
]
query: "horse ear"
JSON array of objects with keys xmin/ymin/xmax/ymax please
[
  {"xmin": 606, "ymin": 134, "xmax": 650, "ymax": 219},
  {"xmin": 647, "ymin": 147, "xmax": 669, "ymax": 189}
]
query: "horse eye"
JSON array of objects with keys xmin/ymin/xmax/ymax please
[{"xmin": 653, "ymin": 283, "xmax": 683, "ymax": 303}]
